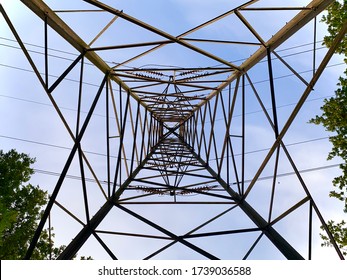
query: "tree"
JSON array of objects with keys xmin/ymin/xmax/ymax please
[
  {"xmin": 0, "ymin": 149, "xmax": 63, "ymax": 259},
  {"xmin": 309, "ymin": 0, "xmax": 347, "ymax": 256}
]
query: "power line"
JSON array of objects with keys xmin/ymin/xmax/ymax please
[
  {"xmin": 0, "ymin": 36, "xmax": 327, "ymax": 68},
  {"xmin": 0, "ymin": 35, "xmax": 344, "ymax": 122},
  {"xmin": 32, "ymin": 162, "xmax": 342, "ymax": 188},
  {"xmin": 0, "ymin": 61, "xmax": 344, "ymax": 121},
  {"xmin": 0, "ymin": 92, "xmax": 112, "ymax": 119},
  {"xmin": 0, "ymin": 134, "xmax": 111, "ymax": 158},
  {"xmin": 33, "ymin": 168, "xmax": 109, "ymax": 185},
  {"xmin": 0, "ymin": 38, "xmax": 343, "ymax": 187},
  {"xmin": 0, "ymin": 133, "xmax": 333, "ymax": 162},
  {"xmin": 0, "ymin": 62, "xmax": 100, "ymax": 88}
]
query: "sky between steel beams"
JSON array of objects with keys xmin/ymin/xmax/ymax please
[{"xmin": 0, "ymin": 0, "xmax": 346, "ymax": 259}]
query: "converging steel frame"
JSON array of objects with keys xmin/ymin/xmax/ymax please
[{"xmin": 1, "ymin": 0, "xmax": 346, "ymax": 259}]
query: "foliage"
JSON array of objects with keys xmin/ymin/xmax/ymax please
[
  {"xmin": 0, "ymin": 149, "xmax": 64, "ymax": 259},
  {"xmin": 321, "ymin": 220, "xmax": 347, "ymax": 256},
  {"xmin": 310, "ymin": 75, "xmax": 347, "ymax": 211},
  {"xmin": 309, "ymin": 0, "xmax": 347, "ymax": 255},
  {"xmin": 320, "ymin": 0, "xmax": 347, "ymax": 56}
]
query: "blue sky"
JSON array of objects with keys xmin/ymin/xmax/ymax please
[{"xmin": 0, "ymin": 0, "xmax": 346, "ymax": 259}]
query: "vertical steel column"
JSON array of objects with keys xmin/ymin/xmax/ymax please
[
  {"xmin": 308, "ymin": 201, "xmax": 313, "ymax": 260},
  {"xmin": 313, "ymin": 17, "xmax": 317, "ymax": 76},
  {"xmin": 48, "ymin": 213, "xmax": 52, "ymax": 260},
  {"xmin": 44, "ymin": 14, "xmax": 49, "ymax": 88},
  {"xmin": 76, "ymin": 56, "xmax": 90, "ymax": 224},
  {"xmin": 226, "ymin": 87, "xmax": 230, "ymax": 189},
  {"xmin": 112, "ymin": 91, "xmax": 131, "ymax": 195},
  {"xmin": 241, "ymin": 75, "xmax": 246, "ymax": 195},
  {"xmin": 130, "ymin": 101, "xmax": 141, "ymax": 174},
  {"xmin": 267, "ymin": 48, "xmax": 279, "ymax": 137},
  {"xmin": 106, "ymin": 80, "xmax": 111, "ymax": 198},
  {"xmin": 139, "ymin": 108, "xmax": 148, "ymax": 163}
]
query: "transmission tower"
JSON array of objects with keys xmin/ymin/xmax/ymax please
[{"xmin": 1, "ymin": 0, "xmax": 346, "ymax": 259}]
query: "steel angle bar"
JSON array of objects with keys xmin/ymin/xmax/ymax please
[
  {"xmin": 183, "ymin": 227, "xmax": 261, "ymax": 239},
  {"xmin": 268, "ymin": 197, "xmax": 311, "ymax": 227},
  {"xmin": 130, "ymin": 101, "xmax": 141, "ymax": 174},
  {"xmin": 47, "ymin": 53, "xmax": 84, "ymax": 94},
  {"xmin": 241, "ymin": 76, "xmax": 246, "ymax": 195},
  {"xmin": 243, "ymin": 233, "xmax": 264, "ymax": 260},
  {"xmin": 243, "ymin": 20, "xmax": 347, "ymax": 200},
  {"xmin": 192, "ymin": 0, "xmax": 335, "ymax": 117},
  {"xmin": 144, "ymin": 204, "xmax": 238, "ymax": 260},
  {"xmin": 54, "ymin": 9, "xmax": 107, "ymax": 13},
  {"xmin": 271, "ymin": 50, "xmax": 310, "ymax": 87},
  {"xmin": 142, "ymin": 167, "xmax": 216, "ymax": 180},
  {"xmin": 114, "ymin": 204, "xmax": 220, "ymax": 260},
  {"xmin": 20, "ymin": 0, "xmax": 148, "ymax": 108},
  {"xmin": 54, "ymin": 200, "xmax": 85, "ymax": 227},
  {"xmin": 78, "ymin": 144, "xmax": 91, "ymax": 224},
  {"xmin": 176, "ymin": 133, "xmax": 304, "ymax": 259},
  {"xmin": 88, "ymin": 15, "xmax": 119, "ymax": 47},
  {"xmin": 217, "ymin": 81, "xmax": 242, "ymax": 193},
  {"xmin": 106, "ymin": 80, "xmax": 111, "ymax": 197},
  {"xmin": 177, "ymin": 0, "xmax": 259, "ymax": 39},
  {"xmin": 135, "ymin": 89, "xmax": 208, "ymax": 97},
  {"xmin": 117, "ymin": 192, "xmax": 158, "ymax": 203},
  {"xmin": 113, "ymin": 44, "xmax": 165, "ymax": 70},
  {"xmin": 108, "ymin": 82, "xmax": 130, "ymax": 176},
  {"xmin": 186, "ymin": 205, "xmax": 239, "ymax": 236},
  {"xmin": 234, "ymin": 10, "xmax": 266, "ymax": 46},
  {"xmin": 2, "ymin": 2, "xmax": 126, "ymax": 205},
  {"xmin": 88, "ymin": 40, "xmax": 174, "ymax": 51},
  {"xmin": 313, "ymin": 17, "xmax": 318, "ymax": 76},
  {"xmin": 266, "ymin": 49, "xmax": 281, "ymax": 220},
  {"xmin": 115, "ymin": 66, "xmax": 233, "ymax": 73},
  {"xmin": 96, "ymin": 230, "xmax": 172, "ymax": 240},
  {"xmin": 267, "ymin": 49, "xmax": 279, "ymax": 137},
  {"xmin": 308, "ymin": 201, "xmax": 313, "ymax": 260},
  {"xmin": 83, "ymin": 0, "xmax": 239, "ymax": 70},
  {"xmin": 76, "ymin": 56, "xmax": 90, "ymax": 224},
  {"xmin": 199, "ymin": 104, "xmax": 209, "ymax": 158},
  {"xmin": 0, "ymin": 4, "xmax": 46, "ymax": 89},
  {"xmin": 280, "ymin": 143, "xmax": 345, "ymax": 259},
  {"xmin": 26, "ymin": 74, "xmax": 108, "ymax": 259},
  {"xmin": 240, "ymin": 7, "xmax": 312, "ymax": 11},
  {"xmin": 245, "ymin": 63, "xmax": 345, "ymax": 259},
  {"xmin": 93, "ymin": 232, "xmax": 118, "ymax": 260},
  {"xmin": 0, "ymin": 4, "xmax": 75, "ymax": 140},
  {"xmin": 206, "ymin": 95, "xmax": 219, "ymax": 165},
  {"xmin": 56, "ymin": 132, "xmax": 172, "ymax": 259},
  {"xmin": 131, "ymin": 179, "xmax": 172, "ymax": 188},
  {"xmin": 182, "ymin": 37, "xmax": 261, "ymax": 46},
  {"xmin": 112, "ymin": 92, "xmax": 131, "ymax": 195},
  {"xmin": 57, "ymin": 201, "xmax": 114, "ymax": 259},
  {"xmin": 44, "ymin": 14, "xmax": 49, "ymax": 87},
  {"xmin": 144, "ymin": 242, "xmax": 176, "ymax": 260},
  {"xmin": 118, "ymin": 202, "xmax": 235, "ymax": 205}
]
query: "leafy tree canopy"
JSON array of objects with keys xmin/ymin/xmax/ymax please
[
  {"xmin": 0, "ymin": 149, "xmax": 63, "ymax": 259},
  {"xmin": 309, "ymin": 0, "xmax": 347, "ymax": 256}
]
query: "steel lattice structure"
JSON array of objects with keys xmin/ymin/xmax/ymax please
[{"xmin": 1, "ymin": 0, "xmax": 346, "ymax": 259}]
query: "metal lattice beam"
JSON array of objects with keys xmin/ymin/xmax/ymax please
[{"xmin": 1, "ymin": 0, "xmax": 346, "ymax": 260}]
